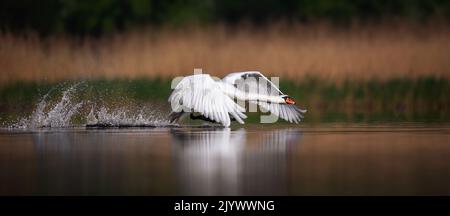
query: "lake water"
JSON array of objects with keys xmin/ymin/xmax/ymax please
[{"xmin": 1, "ymin": 124, "xmax": 449, "ymax": 195}]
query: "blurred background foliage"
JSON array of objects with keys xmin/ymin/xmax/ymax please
[
  {"xmin": 1, "ymin": 0, "xmax": 450, "ymax": 35},
  {"xmin": 1, "ymin": 0, "xmax": 449, "ymax": 124}
]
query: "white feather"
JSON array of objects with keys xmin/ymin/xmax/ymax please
[{"xmin": 168, "ymin": 71, "xmax": 307, "ymax": 126}]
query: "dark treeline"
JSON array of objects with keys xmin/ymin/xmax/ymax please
[{"xmin": 1, "ymin": 0, "xmax": 450, "ymax": 35}]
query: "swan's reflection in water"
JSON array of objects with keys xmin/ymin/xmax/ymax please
[
  {"xmin": 0, "ymin": 127, "xmax": 301, "ymax": 195},
  {"xmin": 4, "ymin": 125, "xmax": 448, "ymax": 195},
  {"xmin": 170, "ymin": 128, "xmax": 303, "ymax": 195}
]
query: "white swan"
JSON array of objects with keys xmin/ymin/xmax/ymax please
[{"xmin": 168, "ymin": 71, "xmax": 306, "ymax": 127}]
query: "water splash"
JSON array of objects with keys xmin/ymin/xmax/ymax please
[
  {"xmin": 87, "ymin": 106, "xmax": 170, "ymax": 127},
  {"xmin": 12, "ymin": 83, "xmax": 171, "ymax": 128},
  {"xmin": 13, "ymin": 84, "xmax": 83, "ymax": 128}
]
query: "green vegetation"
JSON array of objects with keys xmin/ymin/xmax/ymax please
[
  {"xmin": 0, "ymin": 77, "xmax": 448, "ymax": 124},
  {"xmin": 284, "ymin": 77, "xmax": 449, "ymax": 123},
  {"xmin": 1, "ymin": 0, "xmax": 450, "ymax": 34}
]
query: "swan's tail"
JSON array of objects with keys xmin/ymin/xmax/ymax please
[{"xmin": 168, "ymin": 111, "xmax": 185, "ymax": 123}]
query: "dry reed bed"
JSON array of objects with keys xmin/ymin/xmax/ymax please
[{"xmin": 1, "ymin": 23, "xmax": 450, "ymax": 83}]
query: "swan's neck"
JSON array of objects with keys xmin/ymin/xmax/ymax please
[{"xmin": 221, "ymin": 83, "xmax": 285, "ymax": 103}]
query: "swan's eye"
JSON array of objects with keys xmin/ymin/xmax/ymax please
[{"xmin": 284, "ymin": 96, "xmax": 296, "ymax": 105}]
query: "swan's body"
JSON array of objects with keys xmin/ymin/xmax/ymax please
[{"xmin": 168, "ymin": 71, "xmax": 306, "ymax": 127}]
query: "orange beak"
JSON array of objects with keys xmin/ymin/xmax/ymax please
[{"xmin": 284, "ymin": 96, "xmax": 296, "ymax": 105}]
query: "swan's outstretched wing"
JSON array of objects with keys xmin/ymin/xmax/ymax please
[
  {"xmin": 222, "ymin": 71, "xmax": 285, "ymax": 96},
  {"xmin": 222, "ymin": 71, "xmax": 307, "ymax": 123},
  {"xmin": 168, "ymin": 74, "xmax": 247, "ymax": 127},
  {"xmin": 256, "ymin": 101, "xmax": 306, "ymax": 124}
]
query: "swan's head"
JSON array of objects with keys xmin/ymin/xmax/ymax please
[{"xmin": 282, "ymin": 96, "xmax": 296, "ymax": 105}]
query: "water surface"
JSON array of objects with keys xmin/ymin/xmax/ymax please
[{"xmin": 1, "ymin": 124, "xmax": 449, "ymax": 195}]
